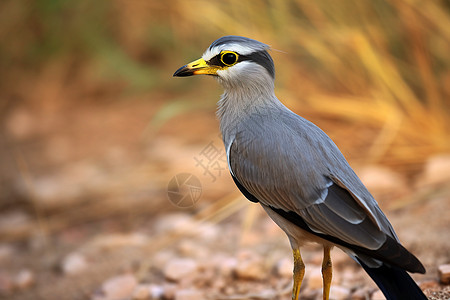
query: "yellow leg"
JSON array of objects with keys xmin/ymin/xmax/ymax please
[
  {"xmin": 322, "ymin": 246, "xmax": 332, "ymax": 300},
  {"xmin": 292, "ymin": 249, "xmax": 305, "ymax": 300}
]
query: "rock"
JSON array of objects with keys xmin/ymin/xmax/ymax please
[
  {"xmin": 174, "ymin": 289, "xmax": 205, "ymax": 300},
  {"xmin": 0, "ymin": 245, "xmax": 14, "ymax": 263},
  {"xmin": 306, "ymin": 266, "xmax": 323, "ymax": 289},
  {"xmin": 14, "ymin": 269, "xmax": 34, "ymax": 290},
  {"xmin": 4, "ymin": 107, "xmax": 35, "ymax": 139},
  {"xmin": 419, "ymin": 279, "xmax": 439, "ymax": 291},
  {"xmin": 235, "ymin": 251, "xmax": 266, "ymax": 280},
  {"xmin": 196, "ymin": 222, "xmax": 219, "ymax": 241},
  {"xmin": 219, "ymin": 257, "xmax": 238, "ymax": 277},
  {"xmin": 148, "ymin": 284, "xmax": 164, "ymax": 299},
  {"xmin": 177, "ymin": 240, "xmax": 208, "ymax": 258},
  {"xmin": 331, "ymin": 249, "xmax": 352, "ymax": 270},
  {"xmin": 131, "ymin": 284, "xmax": 165, "ymax": 300},
  {"xmin": 340, "ymin": 268, "xmax": 365, "ymax": 288},
  {"xmin": 275, "ymin": 258, "xmax": 292, "ymax": 278},
  {"xmin": 0, "ymin": 272, "xmax": 13, "ymax": 295},
  {"xmin": 162, "ymin": 283, "xmax": 177, "ymax": 299},
  {"xmin": 100, "ymin": 274, "xmax": 138, "ymax": 300},
  {"xmin": 371, "ymin": 290, "xmax": 386, "ymax": 300},
  {"xmin": 62, "ymin": 252, "xmax": 88, "ymax": 275},
  {"xmin": 0, "ymin": 210, "xmax": 31, "ymax": 238},
  {"xmin": 330, "ymin": 285, "xmax": 351, "ymax": 300},
  {"xmin": 258, "ymin": 289, "xmax": 277, "ymax": 298},
  {"xmin": 132, "ymin": 285, "xmax": 150, "ymax": 300},
  {"xmin": 155, "ymin": 214, "xmax": 196, "ymax": 234},
  {"xmin": 351, "ymin": 287, "xmax": 371, "ymax": 300},
  {"xmin": 164, "ymin": 258, "xmax": 198, "ymax": 282},
  {"xmin": 438, "ymin": 263, "xmax": 450, "ymax": 284},
  {"xmin": 421, "ymin": 154, "xmax": 450, "ymax": 186}
]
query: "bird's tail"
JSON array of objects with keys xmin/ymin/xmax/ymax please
[{"xmin": 357, "ymin": 259, "xmax": 427, "ymax": 300}]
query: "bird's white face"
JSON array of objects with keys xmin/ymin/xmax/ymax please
[{"xmin": 173, "ymin": 36, "xmax": 275, "ymax": 84}]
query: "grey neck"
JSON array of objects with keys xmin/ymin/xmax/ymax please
[{"xmin": 215, "ymin": 75, "xmax": 282, "ymax": 146}]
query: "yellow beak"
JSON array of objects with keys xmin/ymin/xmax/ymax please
[{"xmin": 173, "ymin": 58, "xmax": 217, "ymax": 77}]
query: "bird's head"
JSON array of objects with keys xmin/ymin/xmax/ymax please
[{"xmin": 173, "ymin": 36, "xmax": 275, "ymax": 89}]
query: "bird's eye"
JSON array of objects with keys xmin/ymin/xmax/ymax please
[{"xmin": 220, "ymin": 51, "xmax": 238, "ymax": 66}]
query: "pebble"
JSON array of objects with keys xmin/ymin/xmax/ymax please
[
  {"xmin": 174, "ymin": 289, "xmax": 205, "ymax": 300},
  {"xmin": 219, "ymin": 257, "xmax": 238, "ymax": 277},
  {"xmin": 306, "ymin": 266, "xmax": 323, "ymax": 289},
  {"xmin": 235, "ymin": 252, "xmax": 266, "ymax": 280},
  {"xmin": 164, "ymin": 258, "xmax": 198, "ymax": 282},
  {"xmin": 419, "ymin": 279, "xmax": 439, "ymax": 290},
  {"xmin": 0, "ymin": 245, "xmax": 14, "ymax": 263},
  {"xmin": 331, "ymin": 249, "xmax": 352, "ymax": 270},
  {"xmin": 162, "ymin": 283, "xmax": 177, "ymax": 299},
  {"xmin": 14, "ymin": 269, "xmax": 34, "ymax": 290},
  {"xmin": 340, "ymin": 268, "xmax": 364, "ymax": 288},
  {"xmin": 149, "ymin": 284, "xmax": 164, "ymax": 299},
  {"xmin": 438, "ymin": 263, "xmax": 450, "ymax": 284},
  {"xmin": 351, "ymin": 287, "xmax": 371, "ymax": 300},
  {"xmin": 132, "ymin": 285, "xmax": 150, "ymax": 300},
  {"xmin": 61, "ymin": 252, "xmax": 88, "ymax": 275},
  {"xmin": 371, "ymin": 290, "xmax": 386, "ymax": 300},
  {"xmin": 155, "ymin": 214, "xmax": 196, "ymax": 234},
  {"xmin": 330, "ymin": 285, "xmax": 351, "ymax": 300},
  {"xmin": 275, "ymin": 257, "xmax": 293, "ymax": 278},
  {"xmin": 99, "ymin": 274, "xmax": 138, "ymax": 300},
  {"xmin": 0, "ymin": 272, "xmax": 13, "ymax": 295}
]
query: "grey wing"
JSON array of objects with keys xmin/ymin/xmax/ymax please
[{"xmin": 229, "ymin": 133, "xmax": 389, "ymax": 250}]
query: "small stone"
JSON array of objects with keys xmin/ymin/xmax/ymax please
[
  {"xmin": 164, "ymin": 258, "xmax": 198, "ymax": 282},
  {"xmin": 162, "ymin": 283, "xmax": 177, "ymax": 299},
  {"xmin": 132, "ymin": 285, "xmax": 150, "ymax": 300},
  {"xmin": 101, "ymin": 274, "xmax": 138, "ymax": 300},
  {"xmin": 275, "ymin": 258, "xmax": 292, "ymax": 278},
  {"xmin": 371, "ymin": 290, "xmax": 386, "ymax": 300},
  {"xmin": 174, "ymin": 289, "xmax": 205, "ymax": 300},
  {"xmin": 0, "ymin": 211, "xmax": 31, "ymax": 238},
  {"xmin": 330, "ymin": 285, "xmax": 351, "ymax": 300},
  {"xmin": 331, "ymin": 249, "xmax": 352, "ymax": 270},
  {"xmin": 14, "ymin": 269, "xmax": 34, "ymax": 290},
  {"xmin": 306, "ymin": 266, "xmax": 323, "ymax": 289},
  {"xmin": 219, "ymin": 257, "xmax": 237, "ymax": 277},
  {"xmin": 155, "ymin": 214, "xmax": 195, "ymax": 234},
  {"xmin": 340, "ymin": 268, "xmax": 365, "ymax": 288},
  {"xmin": 62, "ymin": 252, "xmax": 88, "ymax": 275},
  {"xmin": 438, "ymin": 264, "xmax": 450, "ymax": 284},
  {"xmin": 149, "ymin": 284, "xmax": 164, "ymax": 299},
  {"xmin": 0, "ymin": 245, "xmax": 14, "ymax": 263},
  {"xmin": 0, "ymin": 272, "xmax": 13, "ymax": 295},
  {"xmin": 351, "ymin": 287, "xmax": 371, "ymax": 300},
  {"xmin": 235, "ymin": 254, "xmax": 266, "ymax": 280},
  {"xmin": 258, "ymin": 289, "xmax": 277, "ymax": 298},
  {"xmin": 419, "ymin": 279, "xmax": 439, "ymax": 290}
]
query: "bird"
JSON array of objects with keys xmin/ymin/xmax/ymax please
[{"xmin": 173, "ymin": 35, "xmax": 427, "ymax": 300}]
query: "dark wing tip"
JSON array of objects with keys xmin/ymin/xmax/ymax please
[{"xmin": 369, "ymin": 236, "xmax": 426, "ymax": 274}]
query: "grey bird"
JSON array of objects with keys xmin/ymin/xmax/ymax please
[{"xmin": 173, "ymin": 36, "xmax": 427, "ymax": 300}]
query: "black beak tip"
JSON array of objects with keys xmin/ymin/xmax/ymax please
[{"xmin": 173, "ymin": 65, "xmax": 193, "ymax": 77}]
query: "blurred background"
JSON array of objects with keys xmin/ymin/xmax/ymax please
[{"xmin": 0, "ymin": 1, "xmax": 449, "ymax": 299}]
